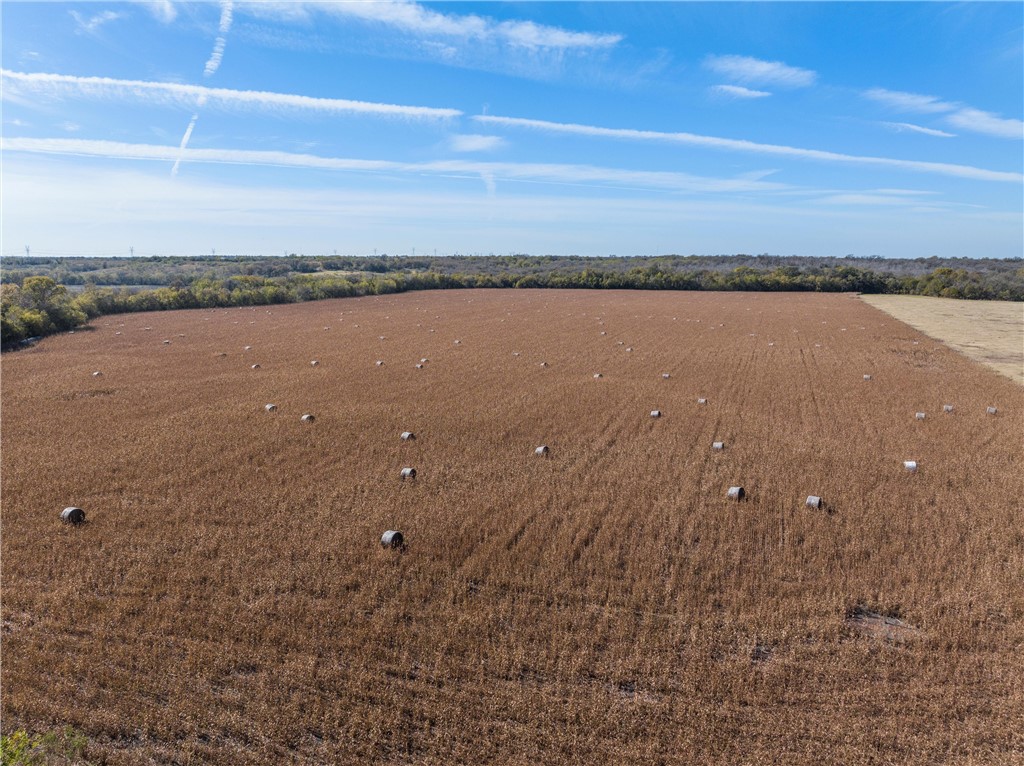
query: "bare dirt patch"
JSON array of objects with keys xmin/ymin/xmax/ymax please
[{"xmin": 860, "ymin": 294, "xmax": 1023, "ymax": 384}]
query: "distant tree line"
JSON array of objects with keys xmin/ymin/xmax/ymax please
[{"xmin": 2, "ymin": 256, "xmax": 1022, "ymax": 348}]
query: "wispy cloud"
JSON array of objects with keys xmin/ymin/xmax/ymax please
[
  {"xmin": 710, "ymin": 84, "xmax": 771, "ymax": 100},
  {"xmin": 147, "ymin": 1, "xmax": 177, "ymax": 23},
  {"xmin": 241, "ymin": 1, "xmax": 623, "ymax": 50},
  {"xmin": 1, "ymin": 137, "xmax": 788, "ymax": 194},
  {"xmin": 1, "ymin": 70, "xmax": 462, "ymax": 120},
  {"xmin": 865, "ymin": 87, "xmax": 1022, "ymax": 140},
  {"xmin": 472, "ymin": 114, "xmax": 1022, "ymax": 183},
  {"xmin": 61, "ymin": 121, "xmax": 81, "ymax": 133},
  {"xmin": 70, "ymin": 10, "xmax": 122, "ymax": 35},
  {"xmin": 450, "ymin": 134, "xmax": 507, "ymax": 152},
  {"xmin": 863, "ymin": 88, "xmax": 956, "ymax": 114},
  {"xmin": 703, "ymin": 55, "xmax": 815, "ymax": 88},
  {"xmin": 945, "ymin": 108, "xmax": 1023, "ymax": 140},
  {"xmin": 881, "ymin": 121, "xmax": 955, "ymax": 138},
  {"xmin": 204, "ymin": 1, "xmax": 234, "ymax": 77}
]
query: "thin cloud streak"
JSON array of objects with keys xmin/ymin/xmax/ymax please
[
  {"xmin": 1, "ymin": 70, "xmax": 462, "ymax": 120},
  {"xmin": 703, "ymin": 54, "xmax": 815, "ymax": 88},
  {"xmin": 711, "ymin": 84, "xmax": 771, "ymax": 99},
  {"xmin": 240, "ymin": 0, "xmax": 623, "ymax": 50},
  {"xmin": 171, "ymin": 113, "xmax": 200, "ymax": 176},
  {"xmin": 1, "ymin": 137, "xmax": 788, "ymax": 194},
  {"xmin": 863, "ymin": 87, "xmax": 956, "ymax": 114},
  {"xmin": 945, "ymin": 108, "xmax": 1023, "ymax": 140},
  {"xmin": 882, "ymin": 122, "xmax": 955, "ymax": 138},
  {"xmin": 865, "ymin": 87, "xmax": 1022, "ymax": 139},
  {"xmin": 472, "ymin": 114, "xmax": 1021, "ymax": 183}
]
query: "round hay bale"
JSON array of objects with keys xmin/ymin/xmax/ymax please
[
  {"xmin": 915, "ymin": 412, "xmax": 926, "ymax": 420},
  {"xmin": 244, "ymin": 345, "xmax": 252, "ymax": 350},
  {"xmin": 381, "ymin": 530, "xmax": 404, "ymax": 549},
  {"xmin": 401, "ymin": 431, "xmax": 415, "ymax": 441},
  {"xmin": 265, "ymin": 404, "xmax": 277, "ymax": 412},
  {"xmin": 400, "ymin": 467, "xmax": 417, "ymax": 480},
  {"xmin": 600, "ymin": 331, "xmax": 607, "ymax": 335},
  {"xmin": 727, "ymin": 486, "xmax": 745, "ymax": 501},
  {"xmin": 454, "ymin": 340, "xmax": 461, "ymax": 345},
  {"xmin": 986, "ymin": 406, "xmax": 998, "ymax": 415},
  {"xmin": 92, "ymin": 371, "xmax": 102, "ymax": 377},
  {"xmin": 943, "ymin": 404, "xmax": 954, "ymax": 413},
  {"xmin": 650, "ymin": 410, "xmax": 661, "ymax": 418},
  {"xmin": 539, "ymin": 362, "xmax": 548, "ymax": 368},
  {"xmin": 697, "ymin": 398, "xmax": 708, "ymax": 405},
  {"xmin": 863, "ymin": 374, "xmax": 872, "ymax": 381},
  {"xmin": 535, "ymin": 445, "xmax": 549, "ymax": 457},
  {"xmin": 163, "ymin": 339, "xmax": 171, "ymax": 345},
  {"xmin": 415, "ymin": 364, "xmax": 424, "ymax": 369},
  {"xmin": 903, "ymin": 460, "xmax": 918, "ymax": 472},
  {"xmin": 594, "ymin": 373, "xmax": 602, "ymax": 379},
  {"xmin": 626, "ymin": 347, "xmax": 633, "ymax": 352},
  {"xmin": 805, "ymin": 495, "xmax": 823, "ymax": 509},
  {"xmin": 301, "ymin": 413, "xmax": 315, "ymax": 422},
  {"xmin": 376, "ymin": 360, "xmax": 384, "ymax": 367},
  {"xmin": 251, "ymin": 364, "xmax": 261, "ymax": 370},
  {"xmin": 61, "ymin": 507, "xmax": 86, "ymax": 524},
  {"xmin": 662, "ymin": 373, "xmax": 670, "ymax": 379},
  {"xmin": 420, "ymin": 358, "xmax": 429, "ymax": 363},
  {"xmin": 712, "ymin": 441, "xmax": 724, "ymax": 451},
  {"xmin": 310, "ymin": 360, "xmax": 319, "ymax": 366}
]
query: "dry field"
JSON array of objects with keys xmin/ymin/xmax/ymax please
[
  {"xmin": 859, "ymin": 295, "xmax": 1024, "ymax": 385},
  {"xmin": 2, "ymin": 290, "xmax": 1022, "ymax": 765}
]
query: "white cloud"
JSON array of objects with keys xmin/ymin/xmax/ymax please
[
  {"xmin": 147, "ymin": 1, "xmax": 177, "ymax": 23},
  {"xmin": 863, "ymin": 88, "xmax": 956, "ymax": 114},
  {"xmin": 881, "ymin": 122, "xmax": 955, "ymax": 138},
  {"xmin": 945, "ymin": 108, "xmax": 1023, "ymax": 140},
  {"xmin": 703, "ymin": 55, "xmax": 815, "ymax": 88},
  {"xmin": 61, "ymin": 121, "xmax": 81, "ymax": 132},
  {"xmin": 1, "ymin": 70, "xmax": 461, "ymax": 120},
  {"xmin": 473, "ymin": 114, "xmax": 1021, "ymax": 183},
  {"xmin": 0, "ymin": 137, "xmax": 788, "ymax": 194},
  {"xmin": 70, "ymin": 10, "xmax": 122, "ymax": 34},
  {"xmin": 241, "ymin": 1, "xmax": 623, "ymax": 50},
  {"xmin": 710, "ymin": 84, "xmax": 771, "ymax": 100},
  {"xmin": 204, "ymin": 1, "xmax": 234, "ymax": 77},
  {"xmin": 450, "ymin": 134, "xmax": 507, "ymax": 152}
]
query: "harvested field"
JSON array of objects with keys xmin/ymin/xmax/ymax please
[
  {"xmin": 860, "ymin": 294, "xmax": 1024, "ymax": 384},
  {"xmin": 2, "ymin": 290, "xmax": 1023, "ymax": 765}
]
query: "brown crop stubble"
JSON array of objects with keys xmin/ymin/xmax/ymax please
[{"xmin": 2, "ymin": 291, "xmax": 1022, "ymax": 765}]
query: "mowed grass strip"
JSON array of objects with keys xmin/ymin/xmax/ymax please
[{"xmin": 2, "ymin": 290, "xmax": 1022, "ymax": 765}]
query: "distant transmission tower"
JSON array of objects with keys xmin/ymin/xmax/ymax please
[{"xmin": 130, "ymin": 246, "xmax": 134, "ymax": 257}]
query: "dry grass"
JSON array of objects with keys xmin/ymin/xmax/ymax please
[
  {"xmin": 860, "ymin": 294, "xmax": 1024, "ymax": 384},
  {"xmin": 3, "ymin": 290, "xmax": 1023, "ymax": 764}
]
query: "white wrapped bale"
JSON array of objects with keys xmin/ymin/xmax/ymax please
[
  {"xmin": 662, "ymin": 373, "xmax": 670, "ymax": 379},
  {"xmin": 697, "ymin": 398, "xmax": 708, "ymax": 405},
  {"xmin": 650, "ymin": 410, "xmax": 661, "ymax": 418},
  {"xmin": 301, "ymin": 413, "xmax": 315, "ymax": 422},
  {"xmin": 904, "ymin": 460, "xmax": 918, "ymax": 472},
  {"xmin": 265, "ymin": 404, "xmax": 277, "ymax": 412},
  {"xmin": 534, "ymin": 445, "xmax": 549, "ymax": 457},
  {"xmin": 727, "ymin": 486, "xmax": 745, "ymax": 501},
  {"xmin": 61, "ymin": 507, "xmax": 86, "ymax": 524},
  {"xmin": 805, "ymin": 495, "xmax": 823, "ymax": 509},
  {"xmin": 594, "ymin": 373, "xmax": 602, "ymax": 379},
  {"xmin": 712, "ymin": 441, "xmax": 724, "ymax": 451},
  {"xmin": 943, "ymin": 404, "xmax": 954, "ymax": 413},
  {"xmin": 915, "ymin": 412, "xmax": 926, "ymax": 420},
  {"xmin": 251, "ymin": 364, "xmax": 261, "ymax": 370},
  {"xmin": 381, "ymin": 530, "xmax": 404, "ymax": 549},
  {"xmin": 987, "ymin": 406, "xmax": 998, "ymax": 415},
  {"xmin": 400, "ymin": 467, "xmax": 417, "ymax": 480},
  {"xmin": 863, "ymin": 374, "xmax": 872, "ymax": 381},
  {"xmin": 401, "ymin": 431, "xmax": 415, "ymax": 441},
  {"xmin": 310, "ymin": 360, "xmax": 319, "ymax": 366}
]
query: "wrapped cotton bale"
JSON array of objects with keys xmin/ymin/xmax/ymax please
[
  {"xmin": 650, "ymin": 410, "xmax": 661, "ymax": 418},
  {"xmin": 512, "ymin": 352, "xmax": 520, "ymax": 357},
  {"xmin": 697, "ymin": 398, "xmax": 708, "ymax": 405},
  {"xmin": 539, "ymin": 362, "xmax": 548, "ymax": 368},
  {"xmin": 618, "ymin": 341, "xmax": 624, "ymax": 346},
  {"xmin": 662, "ymin": 373, "xmax": 670, "ymax": 379},
  {"xmin": 376, "ymin": 360, "xmax": 384, "ymax": 367},
  {"xmin": 420, "ymin": 358, "xmax": 429, "ymax": 363},
  {"xmin": 163, "ymin": 339, "xmax": 171, "ymax": 345},
  {"xmin": 594, "ymin": 373, "xmax": 602, "ymax": 379},
  {"xmin": 454, "ymin": 340, "xmax": 461, "ymax": 345},
  {"xmin": 805, "ymin": 495, "xmax": 823, "ymax": 509},
  {"xmin": 301, "ymin": 413, "xmax": 315, "ymax": 423},
  {"xmin": 863, "ymin": 374, "xmax": 872, "ymax": 381},
  {"xmin": 943, "ymin": 404, "xmax": 954, "ymax": 413},
  {"xmin": 92, "ymin": 371, "xmax": 102, "ymax": 377},
  {"xmin": 915, "ymin": 412, "xmax": 926, "ymax": 420},
  {"xmin": 727, "ymin": 486, "xmax": 745, "ymax": 501},
  {"xmin": 401, "ymin": 431, "xmax": 415, "ymax": 441},
  {"xmin": 244, "ymin": 345, "xmax": 252, "ymax": 350},
  {"xmin": 712, "ymin": 441, "xmax": 724, "ymax": 451},
  {"xmin": 600, "ymin": 331, "xmax": 607, "ymax": 336},
  {"xmin": 903, "ymin": 460, "xmax": 918, "ymax": 472},
  {"xmin": 987, "ymin": 406, "xmax": 998, "ymax": 415},
  {"xmin": 381, "ymin": 530, "xmax": 404, "ymax": 549},
  {"xmin": 251, "ymin": 364, "xmax": 261, "ymax": 370},
  {"xmin": 310, "ymin": 360, "xmax": 319, "ymax": 366},
  {"xmin": 400, "ymin": 467, "xmax": 417, "ymax": 480},
  {"xmin": 265, "ymin": 404, "xmax": 277, "ymax": 412},
  {"xmin": 61, "ymin": 506, "xmax": 86, "ymax": 524},
  {"xmin": 535, "ymin": 445, "xmax": 549, "ymax": 457},
  {"xmin": 379, "ymin": 336, "xmax": 386, "ymax": 340},
  {"xmin": 626, "ymin": 347, "xmax": 633, "ymax": 352}
]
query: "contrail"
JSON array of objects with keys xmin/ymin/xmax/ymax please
[
  {"xmin": 174, "ymin": 1, "xmax": 232, "ymax": 176},
  {"xmin": 204, "ymin": 1, "xmax": 234, "ymax": 77}
]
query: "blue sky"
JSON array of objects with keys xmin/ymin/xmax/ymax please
[{"xmin": 2, "ymin": 1, "xmax": 1022, "ymax": 258}]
